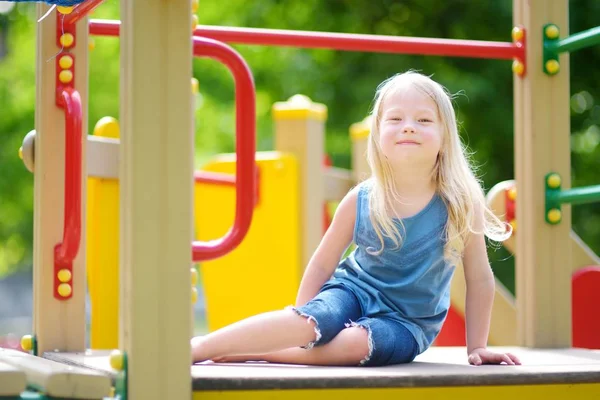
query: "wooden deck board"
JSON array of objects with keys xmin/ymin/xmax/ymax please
[
  {"xmin": 0, "ymin": 359, "xmax": 27, "ymax": 396},
  {"xmin": 44, "ymin": 347, "xmax": 600, "ymax": 392},
  {"xmin": 0, "ymin": 348, "xmax": 111, "ymax": 399}
]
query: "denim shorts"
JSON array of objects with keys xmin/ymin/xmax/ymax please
[{"xmin": 289, "ymin": 283, "xmax": 419, "ymax": 367}]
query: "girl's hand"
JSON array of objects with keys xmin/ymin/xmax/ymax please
[{"xmin": 468, "ymin": 348, "xmax": 521, "ymax": 366}]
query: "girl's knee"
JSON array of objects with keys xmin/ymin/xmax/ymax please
[
  {"xmin": 340, "ymin": 326, "xmax": 371, "ymax": 362},
  {"xmin": 284, "ymin": 307, "xmax": 322, "ymax": 348}
]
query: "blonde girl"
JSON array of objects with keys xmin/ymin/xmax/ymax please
[{"xmin": 191, "ymin": 71, "xmax": 521, "ymax": 367}]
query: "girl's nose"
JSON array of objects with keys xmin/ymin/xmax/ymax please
[{"xmin": 403, "ymin": 124, "xmax": 416, "ymax": 134}]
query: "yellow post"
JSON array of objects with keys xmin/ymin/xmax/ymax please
[
  {"xmin": 32, "ymin": 4, "xmax": 88, "ymax": 354},
  {"xmin": 86, "ymin": 117, "xmax": 120, "ymax": 349},
  {"xmin": 349, "ymin": 116, "xmax": 371, "ymax": 183},
  {"xmin": 119, "ymin": 0, "xmax": 193, "ymax": 398},
  {"xmin": 273, "ymin": 95, "xmax": 327, "ymax": 273},
  {"xmin": 513, "ymin": 0, "xmax": 572, "ymax": 347}
]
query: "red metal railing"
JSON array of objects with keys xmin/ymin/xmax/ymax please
[
  {"xmin": 194, "ymin": 169, "xmax": 260, "ymax": 206},
  {"xmin": 192, "ymin": 37, "xmax": 256, "ymax": 261},
  {"xmin": 63, "ymin": 0, "xmax": 105, "ymax": 26},
  {"xmin": 54, "ymin": 88, "xmax": 82, "ymax": 274},
  {"xmin": 89, "ymin": 19, "xmax": 524, "ymax": 62}
]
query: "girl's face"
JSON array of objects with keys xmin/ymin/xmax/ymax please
[{"xmin": 378, "ymin": 87, "xmax": 443, "ymax": 168}]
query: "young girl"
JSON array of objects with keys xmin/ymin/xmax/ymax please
[{"xmin": 191, "ymin": 71, "xmax": 521, "ymax": 367}]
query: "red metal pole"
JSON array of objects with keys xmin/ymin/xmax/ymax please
[
  {"xmin": 63, "ymin": 0, "xmax": 105, "ymax": 26},
  {"xmin": 89, "ymin": 19, "xmax": 524, "ymax": 62},
  {"xmin": 194, "ymin": 171, "xmax": 236, "ymax": 186},
  {"xmin": 191, "ymin": 37, "xmax": 256, "ymax": 262}
]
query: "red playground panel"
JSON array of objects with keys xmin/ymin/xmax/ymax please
[
  {"xmin": 436, "ymin": 266, "xmax": 600, "ymax": 349},
  {"xmin": 572, "ymin": 266, "xmax": 600, "ymax": 349}
]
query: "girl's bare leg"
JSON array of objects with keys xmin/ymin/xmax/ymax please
[
  {"xmin": 191, "ymin": 309, "xmax": 318, "ymax": 363},
  {"xmin": 211, "ymin": 327, "xmax": 370, "ymax": 366}
]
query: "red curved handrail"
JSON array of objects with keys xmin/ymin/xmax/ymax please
[
  {"xmin": 54, "ymin": 87, "xmax": 82, "ymax": 268},
  {"xmin": 192, "ymin": 37, "xmax": 256, "ymax": 262}
]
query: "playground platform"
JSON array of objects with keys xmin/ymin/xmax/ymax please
[{"xmin": 43, "ymin": 346, "xmax": 600, "ymax": 398}]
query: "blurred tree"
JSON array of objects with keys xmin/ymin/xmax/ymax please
[{"xmin": 0, "ymin": 0, "xmax": 599, "ymax": 297}]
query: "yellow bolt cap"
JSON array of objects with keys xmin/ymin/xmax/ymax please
[
  {"xmin": 547, "ymin": 173, "xmax": 561, "ymax": 188},
  {"xmin": 18, "ymin": 146, "xmax": 23, "ymax": 160},
  {"xmin": 511, "ymin": 27, "xmax": 524, "ymax": 42},
  {"xmin": 507, "ymin": 186, "xmax": 517, "ymax": 201},
  {"xmin": 545, "ymin": 25, "xmax": 559, "ymax": 39},
  {"xmin": 509, "ymin": 220, "xmax": 517, "ymax": 233},
  {"xmin": 191, "ymin": 268, "xmax": 198, "ymax": 286},
  {"xmin": 110, "ymin": 350, "xmax": 124, "ymax": 371},
  {"xmin": 21, "ymin": 335, "xmax": 33, "ymax": 351},
  {"xmin": 192, "ymin": 14, "xmax": 198, "ymax": 33},
  {"xmin": 59, "ymin": 70, "xmax": 73, "ymax": 84},
  {"xmin": 545, "ymin": 60, "xmax": 560, "ymax": 74},
  {"xmin": 57, "ymin": 269, "xmax": 72, "ymax": 283},
  {"xmin": 547, "ymin": 209, "xmax": 562, "ymax": 223},
  {"xmin": 59, "ymin": 55, "xmax": 73, "ymax": 69},
  {"xmin": 512, "ymin": 60, "xmax": 524, "ymax": 76},
  {"xmin": 57, "ymin": 283, "xmax": 72, "ymax": 297},
  {"xmin": 57, "ymin": 6, "xmax": 74, "ymax": 14},
  {"xmin": 60, "ymin": 33, "xmax": 74, "ymax": 48}
]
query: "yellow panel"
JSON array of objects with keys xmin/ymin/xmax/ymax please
[
  {"xmin": 86, "ymin": 116, "xmax": 121, "ymax": 350},
  {"xmin": 195, "ymin": 152, "xmax": 299, "ymax": 331},
  {"xmin": 193, "ymin": 384, "xmax": 600, "ymax": 400},
  {"xmin": 86, "ymin": 177, "xmax": 120, "ymax": 349}
]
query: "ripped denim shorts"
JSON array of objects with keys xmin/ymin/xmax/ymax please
[{"xmin": 289, "ymin": 283, "xmax": 419, "ymax": 367}]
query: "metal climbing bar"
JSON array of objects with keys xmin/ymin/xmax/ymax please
[
  {"xmin": 191, "ymin": 37, "xmax": 256, "ymax": 262},
  {"xmin": 53, "ymin": 88, "xmax": 82, "ymax": 299},
  {"xmin": 192, "ymin": 25, "xmax": 523, "ymax": 60},
  {"xmin": 62, "ymin": 0, "xmax": 105, "ymax": 26},
  {"xmin": 88, "ymin": 19, "xmax": 525, "ymax": 62},
  {"xmin": 543, "ymin": 24, "xmax": 600, "ymax": 75},
  {"xmin": 545, "ymin": 173, "xmax": 600, "ymax": 225},
  {"xmin": 546, "ymin": 25, "xmax": 600, "ymax": 55},
  {"xmin": 549, "ymin": 185, "xmax": 600, "ymax": 206}
]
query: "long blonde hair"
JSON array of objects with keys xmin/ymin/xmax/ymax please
[{"xmin": 365, "ymin": 71, "xmax": 510, "ymax": 265}]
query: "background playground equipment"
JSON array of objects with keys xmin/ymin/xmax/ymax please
[{"xmin": 4, "ymin": 0, "xmax": 600, "ymax": 399}]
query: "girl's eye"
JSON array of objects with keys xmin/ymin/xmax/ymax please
[{"xmin": 419, "ymin": 119, "xmax": 432, "ymax": 123}]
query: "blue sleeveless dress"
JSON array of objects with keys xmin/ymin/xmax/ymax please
[{"xmin": 292, "ymin": 181, "xmax": 455, "ymax": 366}]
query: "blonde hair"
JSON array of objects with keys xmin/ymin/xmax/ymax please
[{"xmin": 365, "ymin": 71, "xmax": 511, "ymax": 265}]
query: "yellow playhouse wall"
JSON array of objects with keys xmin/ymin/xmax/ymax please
[
  {"xmin": 193, "ymin": 384, "xmax": 600, "ymax": 400},
  {"xmin": 195, "ymin": 151, "xmax": 300, "ymax": 331},
  {"xmin": 86, "ymin": 117, "xmax": 120, "ymax": 349}
]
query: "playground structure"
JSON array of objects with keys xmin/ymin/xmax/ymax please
[{"xmin": 1, "ymin": 0, "xmax": 600, "ymax": 399}]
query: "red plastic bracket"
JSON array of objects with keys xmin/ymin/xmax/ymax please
[
  {"xmin": 53, "ymin": 88, "xmax": 82, "ymax": 301},
  {"xmin": 53, "ymin": 10, "xmax": 81, "ymax": 300}
]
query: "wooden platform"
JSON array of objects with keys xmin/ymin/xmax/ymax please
[
  {"xmin": 0, "ymin": 348, "xmax": 111, "ymax": 399},
  {"xmin": 43, "ymin": 346, "xmax": 600, "ymax": 392},
  {"xmin": 0, "ymin": 359, "xmax": 27, "ymax": 396}
]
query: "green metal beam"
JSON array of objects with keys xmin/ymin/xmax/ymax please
[
  {"xmin": 543, "ymin": 24, "xmax": 600, "ymax": 75},
  {"xmin": 545, "ymin": 172, "xmax": 600, "ymax": 224}
]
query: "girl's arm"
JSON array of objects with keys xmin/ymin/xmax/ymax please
[
  {"xmin": 295, "ymin": 186, "xmax": 359, "ymax": 306},
  {"xmin": 462, "ymin": 206, "xmax": 521, "ymax": 366}
]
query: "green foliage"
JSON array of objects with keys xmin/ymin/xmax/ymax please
[
  {"xmin": 0, "ymin": 4, "xmax": 36, "ymax": 276},
  {"xmin": 1, "ymin": 1, "xmax": 600, "ymax": 296}
]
